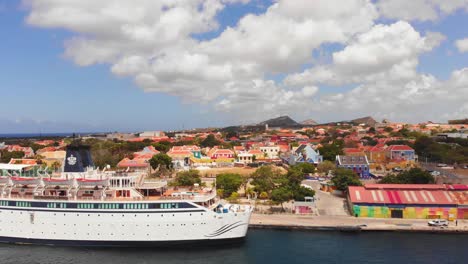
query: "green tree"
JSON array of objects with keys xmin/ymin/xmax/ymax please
[
  {"xmin": 0, "ymin": 151, "xmax": 25, "ymax": 163},
  {"xmin": 250, "ymin": 166, "xmax": 283, "ymax": 194},
  {"xmin": 384, "ymin": 127, "xmax": 394, "ymax": 133},
  {"xmin": 200, "ymin": 134, "xmax": 221, "ymax": 148},
  {"xmin": 317, "ymin": 160, "xmax": 336, "ymax": 174},
  {"xmin": 292, "ymin": 186, "xmax": 316, "ymax": 201},
  {"xmin": 51, "ymin": 161, "xmax": 62, "ymax": 171},
  {"xmin": 227, "ymin": 192, "xmax": 240, "ymax": 203},
  {"xmin": 285, "ymin": 166, "xmax": 305, "ymax": 186},
  {"xmin": 379, "ymin": 168, "xmax": 435, "ymax": 184},
  {"xmin": 152, "ymin": 141, "xmax": 172, "ymax": 152},
  {"xmin": 216, "ymin": 173, "xmax": 243, "ymax": 198},
  {"xmin": 291, "ymin": 163, "xmax": 315, "ymax": 174},
  {"xmin": 173, "ymin": 169, "xmax": 201, "ymax": 186},
  {"xmin": 270, "ymin": 186, "xmax": 293, "ymax": 210},
  {"xmin": 330, "ymin": 168, "xmax": 362, "ymax": 192},
  {"xmin": 149, "ymin": 153, "xmax": 173, "ymax": 170},
  {"xmin": 318, "ymin": 141, "xmax": 344, "ymax": 161},
  {"xmin": 259, "ymin": 191, "xmax": 269, "ymax": 199}
]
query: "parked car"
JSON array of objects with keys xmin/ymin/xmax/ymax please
[
  {"xmin": 430, "ymin": 171, "xmax": 441, "ymax": 176},
  {"xmin": 428, "ymin": 219, "xmax": 448, "ymax": 227},
  {"xmin": 437, "ymin": 163, "xmax": 448, "ymax": 167},
  {"xmin": 392, "ymin": 167, "xmax": 403, "ymax": 172}
]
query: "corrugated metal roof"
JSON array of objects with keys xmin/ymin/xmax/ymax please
[
  {"xmin": 349, "ymin": 186, "xmax": 456, "ymax": 205},
  {"xmin": 364, "ymin": 184, "xmax": 445, "ymax": 190}
]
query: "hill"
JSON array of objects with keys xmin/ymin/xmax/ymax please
[
  {"xmin": 258, "ymin": 116, "xmax": 300, "ymax": 127},
  {"xmin": 351, "ymin": 116, "xmax": 377, "ymax": 126},
  {"xmin": 300, "ymin": 119, "xmax": 318, "ymax": 126}
]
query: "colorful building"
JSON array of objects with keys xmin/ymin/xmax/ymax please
[
  {"xmin": 348, "ymin": 184, "xmax": 458, "ymax": 220},
  {"xmin": 446, "ymin": 184, "xmax": 468, "ymax": 219},
  {"xmin": 386, "ymin": 145, "xmax": 416, "ymax": 161},
  {"xmin": 364, "ymin": 145, "xmax": 387, "ymax": 164},
  {"xmin": 336, "ymin": 155, "xmax": 370, "ymax": 179}
]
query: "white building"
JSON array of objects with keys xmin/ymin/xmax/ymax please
[
  {"xmin": 139, "ymin": 131, "xmax": 165, "ymax": 138},
  {"xmin": 237, "ymin": 152, "xmax": 253, "ymax": 164},
  {"xmin": 259, "ymin": 146, "xmax": 280, "ymax": 159}
]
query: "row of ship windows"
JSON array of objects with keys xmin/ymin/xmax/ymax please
[
  {"xmin": 0, "ymin": 201, "xmax": 193, "ymax": 209},
  {"xmin": 1, "ymin": 222, "xmax": 208, "ymax": 227},
  {"xmin": 3, "ymin": 212, "xmax": 205, "ymax": 217}
]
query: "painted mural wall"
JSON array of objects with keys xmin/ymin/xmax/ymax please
[{"xmin": 353, "ymin": 205, "xmax": 459, "ymax": 220}]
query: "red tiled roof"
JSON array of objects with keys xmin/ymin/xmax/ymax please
[
  {"xmin": 117, "ymin": 158, "xmax": 149, "ymax": 168},
  {"xmin": 8, "ymin": 159, "xmax": 38, "ymax": 165},
  {"xmin": 248, "ymin": 149, "xmax": 263, "ymax": 155},
  {"xmin": 387, "ymin": 145, "xmax": 414, "ymax": 151},
  {"xmin": 212, "ymin": 149, "xmax": 234, "ymax": 154},
  {"xmin": 344, "ymin": 148, "xmax": 363, "ymax": 153}
]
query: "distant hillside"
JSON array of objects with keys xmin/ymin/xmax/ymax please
[
  {"xmin": 448, "ymin": 118, "xmax": 468, "ymax": 124},
  {"xmin": 351, "ymin": 116, "xmax": 377, "ymax": 126},
  {"xmin": 300, "ymin": 119, "xmax": 318, "ymax": 126},
  {"xmin": 258, "ymin": 116, "xmax": 300, "ymax": 127}
]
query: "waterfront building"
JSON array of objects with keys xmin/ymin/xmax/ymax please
[
  {"xmin": 336, "ymin": 155, "xmax": 370, "ymax": 179},
  {"xmin": 348, "ymin": 184, "xmax": 458, "ymax": 220},
  {"xmin": 446, "ymin": 184, "xmax": 468, "ymax": 219}
]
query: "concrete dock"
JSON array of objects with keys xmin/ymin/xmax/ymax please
[{"xmin": 249, "ymin": 214, "xmax": 468, "ymax": 233}]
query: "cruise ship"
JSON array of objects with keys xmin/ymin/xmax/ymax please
[{"xmin": 0, "ymin": 144, "xmax": 252, "ymax": 246}]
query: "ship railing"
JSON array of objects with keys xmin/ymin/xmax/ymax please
[{"xmin": 33, "ymin": 195, "xmax": 70, "ymax": 200}]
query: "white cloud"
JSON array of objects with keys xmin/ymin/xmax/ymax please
[
  {"xmin": 285, "ymin": 22, "xmax": 445, "ymax": 87},
  {"xmin": 23, "ymin": 0, "xmax": 467, "ymax": 123},
  {"xmin": 455, "ymin": 38, "xmax": 468, "ymax": 53},
  {"xmin": 376, "ymin": 0, "xmax": 468, "ymax": 21}
]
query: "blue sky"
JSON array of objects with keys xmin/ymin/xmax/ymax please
[{"xmin": 0, "ymin": 0, "xmax": 467, "ymax": 133}]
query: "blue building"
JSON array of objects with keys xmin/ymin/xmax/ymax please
[
  {"xmin": 286, "ymin": 144, "xmax": 323, "ymax": 165},
  {"xmin": 336, "ymin": 155, "xmax": 370, "ymax": 179}
]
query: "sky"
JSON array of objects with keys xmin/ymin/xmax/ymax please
[{"xmin": 0, "ymin": 0, "xmax": 467, "ymax": 133}]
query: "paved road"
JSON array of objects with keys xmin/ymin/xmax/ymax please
[
  {"xmin": 420, "ymin": 162, "xmax": 461, "ymax": 179},
  {"xmin": 302, "ymin": 180, "xmax": 349, "ymax": 216}
]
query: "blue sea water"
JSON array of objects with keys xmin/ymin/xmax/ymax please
[
  {"xmin": 0, "ymin": 133, "xmax": 97, "ymax": 138},
  {"xmin": 0, "ymin": 230, "xmax": 466, "ymax": 264}
]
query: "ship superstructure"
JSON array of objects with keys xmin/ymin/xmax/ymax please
[{"xmin": 0, "ymin": 144, "xmax": 252, "ymax": 246}]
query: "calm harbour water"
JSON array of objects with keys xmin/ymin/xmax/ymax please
[{"xmin": 0, "ymin": 230, "xmax": 466, "ymax": 264}]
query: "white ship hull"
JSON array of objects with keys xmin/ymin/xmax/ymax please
[{"xmin": 0, "ymin": 200, "xmax": 252, "ymax": 247}]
